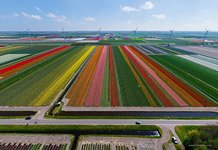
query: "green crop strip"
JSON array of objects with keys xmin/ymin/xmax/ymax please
[
  {"xmin": 0, "ymin": 46, "xmax": 85, "ymax": 106},
  {"xmin": 0, "ymin": 45, "xmax": 59, "ymax": 68},
  {"xmin": 101, "ymin": 49, "xmax": 109, "ymax": 106},
  {"xmin": 129, "ymin": 59, "xmax": 163, "ymax": 106},
  {"xmin": 0, "ymin": 49, "xmax": 72, "ymax": 91},
  {"xmin": 7, "ymin": 45, "xmax": 58, "ymax": 54},
  {"xmin": 150, "ymin": 55, "xmax": 218, "ymax": 103},
  {"xmin": 113, "ymin": 46, "xmax": 148, "ymax": 106}
]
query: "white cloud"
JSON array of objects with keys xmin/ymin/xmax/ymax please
[
  {"xmin": 140, "ymin": 1, "xmax": 154, "ymax": 10},
  {"xmin": 121, "ymin": 6, "xmax": 139, "ymax": 12},
  {"xmin": 21, "ymin": 12, "xmax": 42, "ymax": 20},
  {"xmin": 84, "ymin": 17, "xmax": 96, "ymax": 22},
  {"xmin": 121, "ymin": 1, "xmax": 154, "ymax": 13},
  {"xmin": 35, "ymin": 7, "xmax": 43, "ymax": 13},
  {"xmin": 47, "ymin": 12, "xmax": 70, "ymax": 24},
  {"xmin": 153, "ymin": 14, "xmax": 166, "ymax": 19}
]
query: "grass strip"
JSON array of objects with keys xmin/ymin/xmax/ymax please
[
  {"xmin": 151, "ymin": 55, "xmax": 218, "ymax": 103},
  {"xmin": 0, "ymin": 125, "xmax": 161, "ymax": 135}
]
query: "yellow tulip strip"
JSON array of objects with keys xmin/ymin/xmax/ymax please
[{"xmin": 32, "ymin": 46, "xmax": 96, "ymax": 106}]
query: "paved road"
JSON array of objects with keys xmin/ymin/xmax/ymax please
[
  {"xmin": 0, "ymin": 119, "xmax": 217, "ymax": 125},
  {"xmin": 0, "ymin": 118, "xmax": 216, "ymax": 150}
]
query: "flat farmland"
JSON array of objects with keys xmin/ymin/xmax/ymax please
[
  {"xmin": 174, "ymin": 46, "xmax": 218, "ymax": 59},
  {"xmin": 0, "ymin": 44, "xmax": 217, "ymax": 108},
  {"xmin": 65, "ymin": 45, "xmax": 218, "ymax": 107},
  {"xmin": 0, "ymin": 45, "xmax": 58, "ymax": 68},
  {"xmin": 0, "ymin": 45, "xmax": 96, "ymax": 106}
]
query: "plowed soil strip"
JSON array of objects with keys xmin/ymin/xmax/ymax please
[
  {"xmin": 109, "ymin": 46, "xmax": 119, "ymax": 107},
  {"xmin": 66, "ymin": 46, "xmax": 103, "ymax": 106}
]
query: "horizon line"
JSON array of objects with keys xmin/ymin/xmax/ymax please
[{"xmin": 0, "ymin": 30, "xmax": 218, "ymax": 32}]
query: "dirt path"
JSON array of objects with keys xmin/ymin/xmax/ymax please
[
  {"xmin": 156, "ymin": 125, "xmax": 171, "ymax": 149},
  {"xmin": 163, "ymin": 125, "xmax": 185, "ymax": 150}
]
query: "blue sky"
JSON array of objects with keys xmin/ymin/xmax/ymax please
[{"xmin": 0, "ymin": 0, "xmax": 218, "ymax": 31}]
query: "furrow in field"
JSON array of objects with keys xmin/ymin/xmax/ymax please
[
  {"xmin": 0, "ymin": 47, "xmax": 84, "ymax": 106},
  {"xmin": 154, "ymin": 46, "xmax": 179, "ymax": 54},
  {"xmin": 130, "ymin": 46, "xmax": 198, "ymax": 106},
  {"xmin": 0, "ymin": 46, "xmax": 70, "ymax": 79},
  {"xmin": 85, "ymin": 46, "xmax": 107, "ymax": 107},
  {"xmin": 178, "ymin": 55, "xmax": 218, "ymax": 71},
  {"xmin": 192, "ymin": 55, "xmax": 218, "ymax": 65},
  {"xmin": 151, "ymin": 55, "xmax": 218, "ymax": 104},
  {"xmin": 0, "ymin": 49, "xmax": 73, "ymax": 92},
  {"xmin": 137, "ymin": 46, "xmax": 154, "ymax": 54},
  {"xmin": 142, "ymin": 46, "xmax": 167, "ymax": 54},
  {"xmin": 113, "ymin": 46, "xmax": 148, "ymax": 106},
  {"xmin": 0, "ymin": 45, "xmax": 58, "ymax": 69},
  {"xmin": 120, "ymin": 47, "xmax": 155, "ymax": 106},
  {"xmin": 33, "ymin": 46, "xmax": 96, "ymax": 106},
  {"xmin": 101, "ymin": 47, "xmax": 109, "ymax": 107},
  {"xmin": 108, "ymin": 46, "xmax": 120, "ymax": 107},
  {"xmin": 0, "ymin": 46, "xmax": 24, "ymax": 54},
  {"xmin": 129, "ymin": 46, "xmax": 213, "ymax": 107},
  {"xmin": 66, "ymin": 46, "xmax": 102, "ymax": 106},
  {"xmin": 120, "ymin": 46, "xmax": 174, "ymax": 107},
  {"xmin": 123, "ymin": 46, "xmax": 188, "ymax": 107},
  {"xmin": 174, "ymin": 46, "xmax": 218, "ymax": 59}
]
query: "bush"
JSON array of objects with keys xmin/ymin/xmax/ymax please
[{"xmin": 177, "ymin": 126, "xmax": 218, "ymax": 150}]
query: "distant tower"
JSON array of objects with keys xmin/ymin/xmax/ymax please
[
  {"xmin": 62, "ymin": 27, "xmax": 66, "ymax": 43},
  {"xmin": 27, "ymin": 27, "xmax": 32, "ymax": 44},
  {"xmin": 203, "ymin": 29, "xmax": 209, "ymax": 45}
]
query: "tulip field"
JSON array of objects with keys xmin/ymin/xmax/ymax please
[
  {"xmin": 66, "ymin": 45, "xmax": 218, "ymax": 107},
  {"xmin": 0, "ymin": 44, "xmax": 217, "ymax": 107},
  {"xmin": 0, "ymin": 45, "xmax": 95, "ymax": 106}
]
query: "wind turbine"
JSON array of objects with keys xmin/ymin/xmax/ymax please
[
  {"xmin": 98, "ymin": 26, "xmax": 101, "ymax": 34},
  {"xmin": 203, "ymin": 29, "xmax": 209, "ymax": 44},
  {"xmin": 62, "ymin": 26, "xmax": 66, "ymax": 43},
  {"xmin": 98, "ymin": 26, "xmax": 102, "ymax": 39},
  {"xmin": 133, "ymin": 28, "xmax": 138, "ymax": 44},
  {"xmin": 169, "ymin": 29, "xmax": 174, "ymax": 38},
  {"xmin": 169, "ymin": 29, "xmax": 174, "ymax": 46},
  {"xmin": 27, "ymin": 27, "xmax": 32, "ymax": 44}
]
